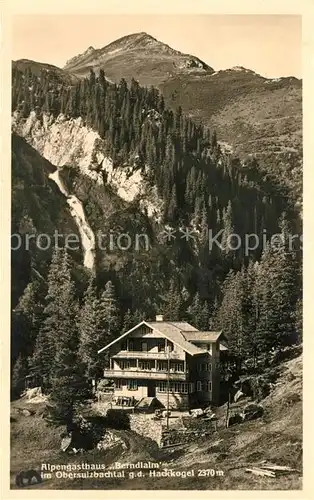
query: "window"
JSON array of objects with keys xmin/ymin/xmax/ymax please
[
  {"xmin": 157, "ymin": 382, "xmax": 167, "ymax": 392},
  {"xmin": 158, "ymin": 340, "xmax": 165, "ymax": 352},
  {"xmin": 157, "ymin": 382, "xmax": 189, "ymax": 394},
  {"xmin": 181, "ymin": 383, "xmax": 189, "ymax": 394},
  {"xmin": 121, "ymin": 340, "xmax": 127, "ymax": 350},
  {"xmin": 120, "ymin": 360, "xmax": 136, "ymax": 370},
  {"xmin": 189, "ymin": 382, "xmax": 195, "ymax": 393},
  {"xmin": 121, "ymin": 361, "xmax": 130, "ymax": 370},
  {"xmin": 139, "ymin": 361, "xmax": 152, "ymax": 371},
  {"xmin": 115, "ymin": 379, "xmax": 122, "ymax": 391},
  {"xmin": 141, "ymin": 342, "xmax": 148, "ymax": 352},
  {"xmin": 197, "ymin": 381, "xmax": 202, "ymax": 391},
  {"xmin": 198, "ymin": 362, "xmax": 212, "ymax": 372},
  {"xmin": 157, "ymin": 361, "xmax": 167, "ymax": 371},
  {"xmin": 129, "ymin": 340, "xmax": 134, "ymax": 351},
  {"xmin": 202, "ymin": 381, "xmax": 212, "ymax": 392},
  {"xmin": 127, "ymin": 379, "xmax": 138, "ymax": 391},
  {"xmin": 170, "ymin": 362, "xmax": 184, "ymax": 373},
  {"xmin": 171, "ymin": 382, "xmax": 189, "ymax": 394}
]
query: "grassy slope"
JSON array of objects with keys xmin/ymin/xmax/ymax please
[
  {"xmin": 160, "ymin": 71, "xmax": 302, "ymax": 205},
  {"xmin": 10, "ymin": 354, "xmax": 302, "ymax": 490}
]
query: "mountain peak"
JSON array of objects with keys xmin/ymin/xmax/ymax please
[
  {"xmin": 65, "ymin": 45, "xmax": 96, "ymax": 68},
  {"xmin": 63, "ymin": 31, "xmax": 213, "ymax": 77}
]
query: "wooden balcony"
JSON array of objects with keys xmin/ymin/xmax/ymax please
[
  {"xmin": 112, "ymin": 350, "xmax": 185, "ymax": 360},
  {"xmin": 103, "ymin": 369, "xmax": 188, "ymax": 381}
]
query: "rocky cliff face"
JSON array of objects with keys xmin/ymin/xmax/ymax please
[{"xmin": 12, "ymin": 111, "xmax": 163, "ymax": 220}]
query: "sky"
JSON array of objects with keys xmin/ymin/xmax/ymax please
[{"xmin": 12, "ymin": 15, "xmax": 302, "ymax": 78}]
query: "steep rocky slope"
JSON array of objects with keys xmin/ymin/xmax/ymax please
[
  {"xmin": 12, "ymin": 111, "xmax": 163, "ymax": 220},
  {"xmin": 11, "ymin": 134, "xmax": 82, "ymax": 304},
  {"xmin": 11, "ymin": 116, "xmax": 167, "ymax": 310}
]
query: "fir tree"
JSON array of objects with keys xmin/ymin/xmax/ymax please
[
  {"xmin": 163, "ymin": 281, "xmax": 183, "ymax": 321},
  {"xmin": 47, "ymin": 250, "xmax": 92, "ymax": 425},
  {"xmin": 78, "ymin": 278, "xmax": 99, "ymax": 379},
  {"xmin": 32, "ymin": 247, "xmax": 65, "ymax": 387},
  {"xmin": 11, "ymin": 355, "xmax": 28, "ymax": 399},
  {"xmin": 15, "ymin": 276, "xmax": 45, "ymax": 354},
  {"xmin": 97, "ymin": 281, "xmax": 120, "ymax": 345},
  {"xmin": 122, "ymin": 309, "xmax": 133, "ymax": 333}
]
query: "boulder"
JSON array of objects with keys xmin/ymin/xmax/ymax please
[
  {"xmin": 189, "ymin": 408, "xmax": 204, "ymax": 418},
  {"xmin": 60, "ymin": 434, "xmax": 72, "ymax": 452},
  {"xmin": 20, "ymin": 409, "xmax": 34, "ymax": 417},
  {"xmin": 26, "ymin": 387, "xmax": 42, "ymax": 399},
  {"xmin": 243, "ymin": 403, "xmax": 264, "ymax": 421},
  {"xmin": 227, "ymin": 413, "xmax": 244, "ymax": 427},
  {"xmin": 234, "ymin": 389, "xmax": 245, "ymax": 402}
]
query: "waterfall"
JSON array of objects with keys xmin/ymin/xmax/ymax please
[{"xmin": 49, "ymin": 170, "xmax": 96, "ymax": 269}]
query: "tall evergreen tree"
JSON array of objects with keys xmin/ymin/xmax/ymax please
[
  {"xmin": 97, "ymin": 281, "xmax": 120, "ymax": 345},
  {"xmin": 78, "ymin": 278, "xmax": 100, "ymax": 379},
  {"xmin": 11, "ymin": 355, "xmax": 28, "ymax": 399},
  {"xmin": 15, "ymin": 276, "xmax": 45, "ymax": 355},
  {"xmin": 32, "ymin": 247, "xmax": 65, "ymax": 387},
  {"xmin": 47, "ymin": 250, "xmax": 92, "ymax": 425},
  {"xmin": 163, "ymin": 280, "xmax": 183, "ymax": 321}
]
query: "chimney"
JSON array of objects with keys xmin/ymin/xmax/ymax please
[{"xmin": 155, "ymin": 314, "xmax": 164, "ymax": 322}]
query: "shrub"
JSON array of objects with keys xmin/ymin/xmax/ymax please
[{"xmin": 105, "ymin": 409, "xmax": 130, "ymax": 430}]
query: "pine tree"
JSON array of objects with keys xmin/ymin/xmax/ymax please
[
  {"xmin": 188, "ymin": 292, "xmax": 210, "ymax": 330},
  {"xmin": 46, "ymin": 250, "xmax": 92, "ymax": 425},
  {"xmin": 255, "ymin": 238, "xmax": 299, "ymax": 355},
  {"xmin": 78, "ymin": 278, "xmax": 99, "ymax": 379},
  {"xmin": 32, "ymin": 247, "xmax": 65, "ymax": 387},
  {"xmin": 163, "ymin": 281, "xmax": 183, "ymax": 321},
  {"xmin": 11, "ymin": 355, "xmax": 28, "ymax": 399},
  {"xmin": 122, "ymin": 309, "xmax": 133, "ymax": 332},
  {"xmin": 211, "ymin": 270, "xmax": 246, "ymax": 369},
  {"xmin": 15, "ymin": 276, "xmax": 45, "ymax": 355},
  {"xmin": 97, "ymin": 281, "xmax": 120, "ymax": 345}
]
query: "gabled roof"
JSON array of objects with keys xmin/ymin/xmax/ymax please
[
  {"xmin": 97, "ymin": 320, "xmax": 207, "ymax": 356},
  {"xmin": 146, "ymin": 322, "xmax": 205, "ymax": 356},
  {"xmin": 98, "ymin": 320, "xmax": 224, "ymax": 357},
  {"xmin": 167, "ymin": 322, "xmax": 198, "ymax": 332},
  {"xmin": 183, "ymin": 330, "xmax": 223, "ymax": 343}
]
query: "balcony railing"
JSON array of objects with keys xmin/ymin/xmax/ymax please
[
  {"xmin": 111, "ymin": 350, "xmax": 185, "ymax": 360},
  {"xmin": 103, "ymin": 369, "xmax": 188, "ymax": 381}
]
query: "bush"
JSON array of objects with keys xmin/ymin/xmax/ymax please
[{"xmin": 105, "ymin": 409, "xmax": 130, "ymax": 430}]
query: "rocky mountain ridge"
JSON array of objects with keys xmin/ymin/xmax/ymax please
[
  {"xmin": 13, "ymin": 31, "xmax": 302, "ymax": 204},
  {"xmin": 64, "ymin": 32, "xmax": 212, "ymax": 78}
]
